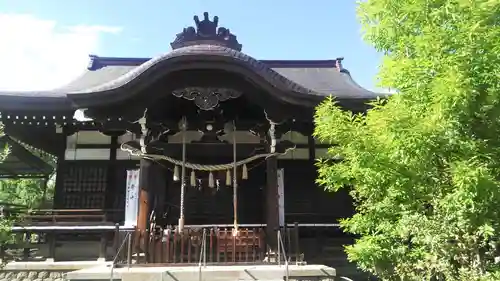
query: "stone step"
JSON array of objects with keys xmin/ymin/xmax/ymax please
[{"xmin": 65, "ymin": 264, "xmax": 337, "ymax": 281}]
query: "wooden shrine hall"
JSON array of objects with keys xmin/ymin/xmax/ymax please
[{"xmin": 0, "ymin": 12, "xmax": 382, "ymax": 269}]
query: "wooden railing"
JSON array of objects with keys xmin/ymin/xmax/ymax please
[
  {"xmin": 138, "ymin": 227, "xmax": 266, "ymax": 264},
  {"xmin": 116, "ymin": 224, "xmax": 302, "ymax": 265},
  {"xmin": 20, "ymin": 209, "xmax": 112, "ymax": 225},
  {"xmin": 4, "ymin": 208, "xmax": 121, "ymax": 262},
  {"xmin": 4, "ymin": 209, "xmax": 306, "ymax": 265}
]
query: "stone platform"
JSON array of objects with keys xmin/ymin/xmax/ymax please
[
  {"xmin": 0, "ymin": 261, "xmax": 110, "ymax": 281},
  {"xmin": 66, "ymin": 264, "xmax": 336, "ymax": 281}
]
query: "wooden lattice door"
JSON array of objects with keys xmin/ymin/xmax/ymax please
[{"xmin": 61, "ymin": 162, "xmax": 107, "ymax": 209}]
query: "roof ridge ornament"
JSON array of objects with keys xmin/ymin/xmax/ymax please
[
  {"xmin": 335, "ymin": 57, "xmax": 350, "ymax": 74},
  {"xmin": 170, "ymin": 12, "xmax": 242, "ymax": 51}
]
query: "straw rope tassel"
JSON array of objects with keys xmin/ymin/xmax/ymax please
[
  {"xmin": 173, "ymin": 165, "xmax": 179, "ymax": 181},
  {"xmin": 208, "ymin": 172, "xmax": 215, "ymax": 188},
  {"xmin": 190, "ymin": 170, "xmax": 196, "ymax": 187},
  {"xmin": 226, "ymin": 169, "xmax": 231, "ymax": 186},
  {"xmin": 242, "ymin": 164, "xmax": 248, "ymax": 180}
]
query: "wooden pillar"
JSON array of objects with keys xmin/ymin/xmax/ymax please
[
  {"xmin": 265, "ymin": 119, "xmax": 281, "ymax": 252},
  {"xmin": 98, "ymin": 233, "xmax": 107, "ymax": 261},
  {"xmin": 153, "ymin": 167, "xmax": 167, "ymax": 223},
  {"xmin": 137, "ymin": 159, "xmax": 152, "ymax": 234},
  {"xmin": 266, "ymin": 155, "xmax": 279, "ymax": 251},
  {"xmin": 307, "ymin": 135, "xmax": 316, "ymax": 161},
  {"xmin": 47, "ymin": 233, "xmax": 56, "ymax": 262},
  {"xmin": 53, "ymin": 128, "xmax": 68, "ymax": 208},
  {"xmin": 137, "ymin": 159, "xmax": 166, "ymax": 232}
]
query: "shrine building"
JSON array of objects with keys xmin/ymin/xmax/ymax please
[{"xmin": 0, "ymin": 12, "xmax": 381, "ymax": 278}]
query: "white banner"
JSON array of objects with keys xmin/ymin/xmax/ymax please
[
  {"xmin": 124, "ymin": 169, "xmax": 140, "ymax": 227},
  {"xmin": 277, "ymin": 168, "xmax": 285, "ymax": 227}
]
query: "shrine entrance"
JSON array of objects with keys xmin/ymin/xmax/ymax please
[
  {"xmin": 154, "ymin": 161, "xmax": 265, "ymax": 227},
  {"xmin": 126, "ymin": 127, "xmax": 284, "ymax": 264}
]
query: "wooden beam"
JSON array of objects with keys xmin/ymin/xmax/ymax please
[{"xmin": 146, "ymin": 141, "xmax": 297, "ymax": 159}]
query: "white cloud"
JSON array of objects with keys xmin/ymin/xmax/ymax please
[{"xmin": 0, "ymin": 14, "xmax": 121, "ymax": 91}]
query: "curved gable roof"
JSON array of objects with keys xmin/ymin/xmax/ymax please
[
  {"xmin": 0, "ymin": 11, "xmax": 387, "ymax": 111},
  {"xmin": 0, "ymin": 45, "xmax": 382, "ymax": 111},
  {"xmin": 59, "ymin": 53, "xmax": 378, "ymax": 100}
]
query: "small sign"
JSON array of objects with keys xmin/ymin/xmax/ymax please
[{"xmin": 124, "ymin": 169, "xmax": 140, "ymax": 227}]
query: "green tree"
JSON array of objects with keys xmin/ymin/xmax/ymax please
[
  {"xmin": 314, "ymin": 1, "xmax": 500, "ymax": 280},
  {"xmin": 0, "ymin": 125, "xmax": 11, "ymax": 250},
  {"xmin": 0, "ymin": 126, "xmax": 55, "ymax": 261},
  {"xmin": 0, "ymin": 178, "xmax": 54, "ymax": 208}
]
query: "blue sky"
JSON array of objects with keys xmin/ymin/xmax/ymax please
[{"xmin": 0, "ymin": 0, "xmax": 383, "ymax": 91}]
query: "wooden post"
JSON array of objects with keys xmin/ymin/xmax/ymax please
[
  {"xmin": 137, "ymin": 160, "xmax": 165, "ymax": 230},
  {"xmin": 307, "ymin": 135, "xmax": 316, "ymax": 161},
  {"xmin": 137, "ymin": 157, "xmax": 166, "ymax": 260},
  {"xmin": 137, "ymin": 159, "xmax": 151, "ymax": 235},
  {"xmin": 47, "ymin": 233, "xmax": 56, "ymax": 262},
  {"xmin": 98, "ymin": 233, "xmax": 107, "ymax": 261},
  {"xmin": 144, "ymin": 228, "xmax": 150, "ymax": 263},
  {"xmin": 266, "ymin": 155, "xmax": 279, "ymax": 251},
  {"xmin": 127, "ymin": 231, "xmax": 133, "ymax": 266},
  {"xmin": 293, "ymin": 222, "xmax": 300, "ymax": 262},
  {"xmin": 23, "ymin": 232, "xmax": 30, "ymax": 260},
  {"xmin": 0, "ymin": 245, "xmax": 5, "ymax": 264},
  {"xmin": 265, "ymin": 119, "xmax": 281, "ymax": 254},
  {"xmin": 113, "ymin": 223, "xmax": 120, "ymax": 257},
  {"xmin": 53, "ymin": 128, "xmax": 68, "ymax": 208}
]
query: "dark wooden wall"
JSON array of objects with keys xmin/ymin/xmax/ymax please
[
  {"xmin": 162, "ymin": 163, "xmax": 266, "ymax": 225},
  {"xmin": 54, "ymin": 159, "xmax": 353, "ymax": 226},
  {"xmin": 55, "ymin": 160, "xmax": 138, "ymax": 222},
  {"xmin": 57, "ymin": 161, "xmax": 108, "ymax": 209},
  {"xmin": 280, "ymin": 160, "xmax": 354, "ymax": 224}
]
